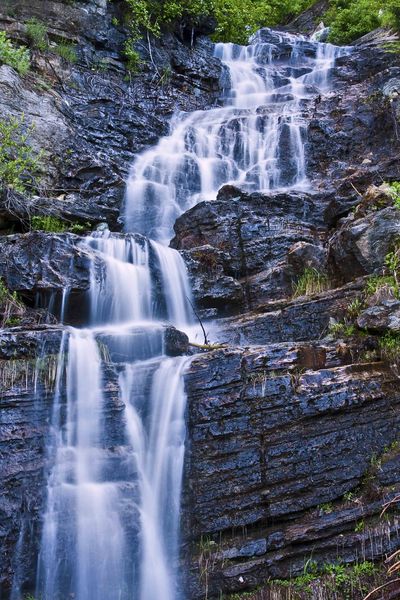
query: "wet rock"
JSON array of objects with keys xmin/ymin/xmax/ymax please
[
  {"xmin": 0, "ymin": 232, "xmax": 93, "ymax": 295},
  {"xmin": 183, "ymin": 341, "xmax": 400, "ymax": 598},
  {"xmin": 357, "ymin": 299, "xmax": 400, "ymax": 333},
  {"xmin": 329, "ymin": 208, "xmax": 400, "ymax": 281},
  {"xmin": 172, "ymin": 188, "xmax": 329, "ymax": 312},
  {"xmin": 216, "ymin": 281, "xmax": 362, "ymax": 346},
  {"xmin": 164, "ymin": 326, "xmax": 189, "ymax": 356},
  {"xmin": 287, "ymin": 241, "xmax": 328, "ymax": 275}
]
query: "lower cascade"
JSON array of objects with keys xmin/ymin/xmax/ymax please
[
  {"xmin": 8, "ymin": 26, "xmax": 348, "ymax": 600},
  {"xmin": 26, "ymin": 232, "xmax": 193, "ymax": 600}
]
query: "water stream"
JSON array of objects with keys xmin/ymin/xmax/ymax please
[{"xmin": 14, "ymin": 28, "xmax": 346, "ymax": 600}]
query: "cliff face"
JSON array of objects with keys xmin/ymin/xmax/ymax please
[{"xmin": 0, "ymin": 1, "xmax": 400, "ymax": 599}]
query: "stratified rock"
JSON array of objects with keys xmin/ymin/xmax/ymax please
[
  {"xmin": 357, "ymin": 299, "xmax": 400, "ymax": 333},
  {"xmin": 0, "ymin": 232, "xmax": 93, "ymax": 295},
  {"xmin": 183, "ymin": 342, "xmax": 400, "ymax": 598},
  {"xmin": 329, "ymin": 207, "xmax": 400, "ymax": 281},
  {"xmin": 172, "ymin": 188, "xmax": 330, "ymax": 313}
]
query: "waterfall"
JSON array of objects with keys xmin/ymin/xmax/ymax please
[
  {"xmin": 34, "ymin": 230, "xmax": 192, "ymax": 600},
  {"xmin": 26, "ymin": 27, "xmax": 346, "ymax": 600},
  {"xmin": 124, "ymin": 29, "xmax": 347, "ymax": 242}
]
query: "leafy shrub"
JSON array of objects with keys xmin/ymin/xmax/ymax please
[
  {"xmin": 123, "ymin": 41, "xmax": 142, "ymax": 72},
  {"xmin": 26, "ymin": 18, "xmax": 48, "ymax": 51},
  {"xmin": 329, "ymin": 321, "xmax": 356, "ymax": 338},
  {"xmin": 31, "ymin": 215, "xmax": 67, "ymax": 233},
  {"xmin": 0, "ymin": 115, "xmax": 42, "ymax": 194},
  {"xmin": 54, "ymin": 42, "xmax": 78, "ymax": 63},
  {"xmin": 365, "ymin": 274, "xmax": 399, "ymax": 298},
  {"xmin": 120, "ymin": 0, "xmax": 314, "ymax": 47},
  {"xmin": 326, "ymin": 0, "xmax": 400, "ymax": 45},
  {"xmin": 292, "ymin": 268, "xmax": 329, "ymax": 298},
  {"xmin": 0, "ymin": 31, "xmax": 30, "ymax": 75},
  {"xmin": 213, "ymin": 0, "xmax": 313, "ymax": 44}
]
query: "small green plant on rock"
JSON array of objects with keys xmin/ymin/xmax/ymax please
[
  {"xmin": 388, "ymin": 182, "xmax": 400, "ymax": 209},
  {"xmin": 26, "ymin": 18, "xmax": 48, "ymax": 51},
  {"xmin": 0, "ymin": 31, "xmax": 30, "ymax": 75},
  {"xmin": 354, "ymin": 520, "xmax": 365, "ymax": 533},
  {"xmin": 0, "ymin": 278, "xmax": 24, "ymax": 327},
  {"xmin": 31, "ymin": 215, "xmax": 67, "ymax": 233},
  {"xmin": 347, "ymin": 297, "xmax": 364, "ymax": 319},
  {"xmin": 379, "ymin": 332, "xmax": 400, "ymax": 362},
  {"xmin": 365, "ymin": 274, "xmax": 399, "ymax": 299},
  {"xmin": 123, "ymin": 41, "xmax": 142, "ymax": 73},
  {"xmin": 0, "ymin": 115, "xmax": 42, "ymax": 194},
  {"xmin": 329, "ymin": 321, "xmax": 356, "ymax": 338},
  {"xmin": 319, "ymin": 502, "xmax": 333, "ymax": 515},
  {"xmin": 54, "ymin": 42, "xmax": 78, "ymax": 63},
  {"xmin": 293, "ymin": 268, "xmax": 329, "ymax": 298},
  {"xmin": 31, "ymin": 215, "xmax": 90, "ymax": 234}
]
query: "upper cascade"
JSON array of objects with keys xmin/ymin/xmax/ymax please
[{"xmin": 124, "ymin": 28, "xmax": 349, "ymax": 243}]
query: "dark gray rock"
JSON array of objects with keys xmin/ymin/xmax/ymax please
[
  {"xmin": 183, "ymin": 341, "xmax": 400, "ymax": 598},
  {"xmin": 357, "ymin": 299, "xmax": 400, "ymax": 333},
  {"xmin": 329, "ymin": 208, "xmax": 400, "ymax": 281},
  {"xmin": 172, "ymin": 188, "xmax": 330, "ymax": 313}
]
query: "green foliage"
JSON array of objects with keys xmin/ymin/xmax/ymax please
[
  {"xmin": 319, "ymin": 502, "xmax": 333, "ymax": 514},
  {"xmin": 26, "ymin": 17, "xmax": 48, "ymax": 51},
  {"xmin": 54, "ymin": 42, "xmax": 78, "ymax": 63},
  {"xmin": 123, "ymin": 41, "xmax": 142, "ymax": 72},
  {"xmin": 31, "ymin": 215, "xmax": 67, "ymax": 233},
  {"xmin": 347, "ymin": 297, "xmax": 363, "ymax": 319},
  {"xmin": 120, "ymin": 0, "xmax": 313, "ymax": 48},
  {"xmin": 364, "ymin": 242, "xmax": 400, "ymax": 300},
  {"xmin": 31, "ymin": 215, "xmax": 90, "ymax": 234},
  {"xmin": 292, "ymin": 268, "xmax": 329, "ymax": 298},
  {"xmin": 0, "ymin": 278, "xmax": 24, "ymax": 327},
  {"xmin": 365, "ymin": 274, "xmax": 399, "ymax": 298},
  {"xmin": 354, "ymin": 520, "xmax": 365, "ymax": 533},
  {"xmin": 388, "ymin": 182, "xmax": 400, "ymax": 209},
  {"xmin": 379, "ymin": 332, "xmax": 400, "ymax": 362},
  {"xmin": 213, "ymin": 0, "xmax": 313, "ymax": 44},
  {"xmin": 0, "ymin": 115, "xmax": 42, "ymax": 194},
  {"xmin": 329, "ymin": 321, "xmax": 356, "ymax": 338},
  {"xmin": 326, "ymin": 0, "xmax": 400, "ymax": 45},
  {"xmin": 0, "ymin": 31, "xmax": 30, "ymax": 75}
]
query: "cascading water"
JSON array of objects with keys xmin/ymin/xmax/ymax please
[
  {"xmin": 31, "ymin": 232, "xmax": 193, "ymax": 600},
  {"xmin": 124, "ymin": 29, "xmax": 347, "ymax": 242},
  {"xmin": 18, "ymin": 28, "xmax": 347, "ymax": 600}
]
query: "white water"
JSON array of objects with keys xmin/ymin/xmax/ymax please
[
  {"xmin": 24, "ymin": 28, "xmax": 346, "ymax": 600},
  {"xmin": 34, "ymin": 231, "xmax": 192, "ymax": 600},
  {"xmin": 124, "ymin": 29, "xmax": 347, "ymax": 242}
]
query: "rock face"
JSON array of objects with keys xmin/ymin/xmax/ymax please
[
  {"xmin": 1, "ymin": 2, "xmax": 400, "ymax": 600},
  {"xmin": 171, "ymin": 186, "xmax": 330, "ymax": 315},
  {"xmin": 183, "ymin": 343, "xmax": 400, "ymax": 598},
  {"xmin": 0, "ymin": 0, "xmax": 222, "ymax": 231}
]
